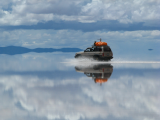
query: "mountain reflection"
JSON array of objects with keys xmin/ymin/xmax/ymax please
[{"xmin": 75, "ymin": 64, "xmax": 113, "ymax": 85}]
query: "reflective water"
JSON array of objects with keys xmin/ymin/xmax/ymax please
[{"xmin": 0, "ymin": 53, "xmax": 160, "ymax": 120}]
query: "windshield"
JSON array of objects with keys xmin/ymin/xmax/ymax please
[{"xmin": 85, "ymin": 48, "xmax": 94, "ymax": 52}]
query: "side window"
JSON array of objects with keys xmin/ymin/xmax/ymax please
[
  {"xmin": 104, "ymin": 47, "xmax": 111, "ymax": 52},
  {"xmin": 90, "ymin": 48, "xmax": 94, "ymax": 51},
  {"xmin": 93, "ymin": 48, "xmax": 102, "ymax": 51}
]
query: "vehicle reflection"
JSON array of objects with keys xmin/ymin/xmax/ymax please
[{"xmin": 75, "ymin": 64, "xmax": 113, "ymax": 85}]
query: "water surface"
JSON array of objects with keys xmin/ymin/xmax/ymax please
[{"xmin": 0, "ymin": 52, "xmax": 159, "ymax": 120}]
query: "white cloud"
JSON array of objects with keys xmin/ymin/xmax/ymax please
[
  {"xmin": 0, "ymin": 0, "xmax": 159, "ymax": 25},
  {"xmin": 151, "ymin": 30, "xmax": 160, "ymax": 36},
  {"xmin": 0, "ymin": 29, "xmax": 160, "ymax": 48}
]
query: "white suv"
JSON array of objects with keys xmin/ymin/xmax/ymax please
[{"xmin": 75, "ymin": 45, "xmax": 113, "ymax": 61}]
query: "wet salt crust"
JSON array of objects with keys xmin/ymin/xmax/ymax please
[{"xmin": 0, "ymin": 53, "xmax": 159, "ymax": 120}]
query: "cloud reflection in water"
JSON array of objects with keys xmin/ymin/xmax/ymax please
[{"xmin": 0, "ymin": 54, "xmax": 159, "ymax": 120}]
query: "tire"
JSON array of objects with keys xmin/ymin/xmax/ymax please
[{"xmin": 93, "ymin": 55, "xmax": 100, "ymax": 61}]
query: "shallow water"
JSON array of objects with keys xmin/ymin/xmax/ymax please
[{"xmin": 0, "ymin": 53, "xmax": 160, "ymax": 120}]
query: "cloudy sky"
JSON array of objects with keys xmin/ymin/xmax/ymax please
[
  {"xmin": 0, "ymin": 0, "xmax": 160, "ymax": 60},
  {"xmin": 0, "ymin": 1, "xmax": 160, "ymax": 120}
]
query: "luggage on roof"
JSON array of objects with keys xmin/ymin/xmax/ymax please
[{"xmin": 95, "ymin": 41, "xmax": 107, "ymax": 46}]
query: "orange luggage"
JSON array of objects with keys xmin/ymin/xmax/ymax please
[
  {"xmin": 95, "ymin": 41, "xmax": 107, "ymax": 46},
  {"xmin": 95, "ymin": 78, "xmax": 108, "ymax": 83}
]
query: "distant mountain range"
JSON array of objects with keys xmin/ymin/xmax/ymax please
[{"xmin": 0, "ymin": 46, "xmax": 82, "ymax": 55}]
